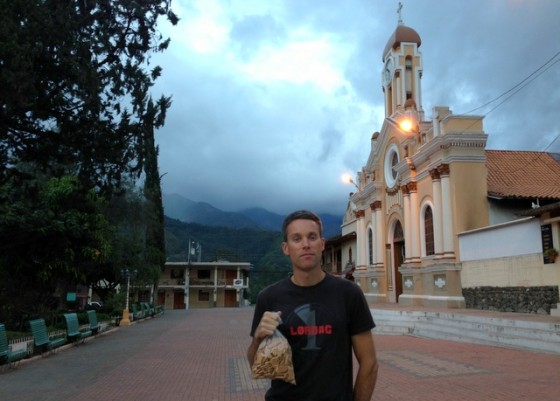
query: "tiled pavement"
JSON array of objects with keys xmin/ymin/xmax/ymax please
[{"xmin": 1, "ymin": 307, "xmax": 559, "ymax": 401}]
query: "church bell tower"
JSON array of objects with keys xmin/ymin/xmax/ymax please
[{"xmin": 382, "ymin": 3, "xmax": 424, "ymax": 122}]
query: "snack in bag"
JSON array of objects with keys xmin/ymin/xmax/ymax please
[{"xmin": 251, "ymin": 326, "xmax": 296, "ymax": 385}]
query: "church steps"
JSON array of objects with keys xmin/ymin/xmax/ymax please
[{"xmin": 370, "ymin": 308, "xmax": 560, "ymax": 355}]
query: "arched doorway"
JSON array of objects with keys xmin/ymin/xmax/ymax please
[{"xmin": 393, "ymin": 221, "xmax": 405, "ymax": 302}]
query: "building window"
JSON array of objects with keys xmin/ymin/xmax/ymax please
[
  {"xmin": 198, "ymin": 269, "xmax": 211, "ymax": 279},
  {"xmin": 368, "ymin": 227, "xmax": 374, "ymax": 265},
  {"xmin": 198, "ymin": 290, "xmax": 210, "ymax": 301},
  {"xmin": 424, "ymin": 206, "xmax": 435, "ymax": 256}
]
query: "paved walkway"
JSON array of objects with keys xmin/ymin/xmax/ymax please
[{"xmin": 1, "ymin": 307, "xmax": 559, "ymax": 401}]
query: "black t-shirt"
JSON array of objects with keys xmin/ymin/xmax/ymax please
[{"xmin": 250, "ymin": 273, "xmax": 375, "ymax": 401}]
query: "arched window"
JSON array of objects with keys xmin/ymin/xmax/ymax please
[
  {"xmin": 424, "ymin": 206, "xmax": 435, "ymax": 256},
  {"xmin": 368, "ymin": 227, "xmax": 374, "ymax": 265}
]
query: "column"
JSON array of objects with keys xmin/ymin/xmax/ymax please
[
  {"xmin": 408, "ymin": 182, "xmax": 420, "ymax": 262},
  {"xmin": 375, "ymin": 203, "xmax": 384, "ymax": 267},
  {"xmin": 355, "ymin": 210, "xmax": 366, "ymax": 269},
  {"xmin": 438, "ymin": 164, "xmax": 455, "ymax": 257},
  {"xmin": 430, "ymin": 169, "xmax": 444, "ymax": 257},
  {"xmin": 401, "ymin": 185, "xmax": 411, "ymax": 261}
]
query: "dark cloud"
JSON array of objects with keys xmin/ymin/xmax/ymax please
[
  {"xmin": 152, "ymin": 0, "xmax": 560, "ymax": 215},
  {"xmin": 230, "ymin": 14, "xmax": 287, "ymax": 60}
]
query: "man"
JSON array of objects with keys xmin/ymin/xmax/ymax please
[{"xmin": 248, "ymin": 210, "xmax": 378, "ymax": 401}]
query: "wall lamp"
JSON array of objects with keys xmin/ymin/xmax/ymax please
[{"xmin": 341, "ymin": 173, "xmax": 359, "ymax": 190}]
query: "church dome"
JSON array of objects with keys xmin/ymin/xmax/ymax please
[{"xmin": 383, "ymin": 24, "xmax": 421, "ymax": 61}]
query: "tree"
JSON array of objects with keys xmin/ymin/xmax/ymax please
[
  {"xmin": 0, "ymin": 0, "xmax": 178, "ymax": 325},
  {"xmin": 142, "ymin": 99, "xmax": 168, "ymax": 302},
  {"xmin": 0, "ymin": 175, "xmax": 113, "ymax": 327},
  {"xmin": 0, "ymin": 0, "xmax": 178, "ymax": 192}
]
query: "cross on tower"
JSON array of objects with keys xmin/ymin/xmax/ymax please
[{"xmin": 397, "ymin": 1, "xmax": 403, "ymax": 24}]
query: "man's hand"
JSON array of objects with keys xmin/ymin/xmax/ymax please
[
  {"xmin": 247, "ymin": 311, "xmax": 281, "ymax": 366},
  {"xmin": 254, "ymin": 311, "xmax": 281, "ymax": 341}
]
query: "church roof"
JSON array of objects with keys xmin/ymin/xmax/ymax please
[
  {"xmin": 383, "ymin": 24, "xmax": 421, "ymax": 61},
  {"xmin": 486, "ymin": 150, "xmax": 560, "ymax": 200}
]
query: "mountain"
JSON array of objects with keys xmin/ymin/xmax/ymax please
[
  {"xmin": 238, "ymin": 207, "xmax": 284, "ymax": 231},
  {"xmin": 163, "ymin": 193, "xmax": 261, "ymax": 229},
  {"xmin": 162, "ymin": 193, "xmax": 343, "ymax": 238}
]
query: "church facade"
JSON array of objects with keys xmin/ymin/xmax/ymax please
[{"xmin": 330, "ymin": 16, "xmax": 560, "ymax": 311}]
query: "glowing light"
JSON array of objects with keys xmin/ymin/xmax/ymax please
[
  {"xmin": 341, "ymin": 173, "xmax": 353, "ymax": 184},
  {"xmin": 399, "ymin": 119, "xmax": 414, "ymax": 133},
  {"xmin": 341, "ymin": 173, "xmax": 358, "ymax": 189}
]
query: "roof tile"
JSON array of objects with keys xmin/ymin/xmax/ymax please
[{"xmin": 486, "ymin": 150, "xmax": 560, "ymax": 200}]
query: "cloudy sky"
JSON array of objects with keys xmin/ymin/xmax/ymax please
[{"xmin": 151, "ymin": 0, "xmax": 560, "ymax": 216}]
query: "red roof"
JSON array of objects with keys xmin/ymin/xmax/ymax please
[{"xmin": 486, "ymin": 150, "xmax": 560, "ymax": 200}]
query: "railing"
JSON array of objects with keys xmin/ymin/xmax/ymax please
[{"xmin": 159, "ymin": 279, "xmax": 185, "ymax": 286}]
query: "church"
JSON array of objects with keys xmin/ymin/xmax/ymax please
[{"xmin": 323, "ymin": 10, "xmax": 560, "ymax": 313}]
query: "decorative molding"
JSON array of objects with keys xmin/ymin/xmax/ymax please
[
  {"xmin": 370, "ymin": 200, "xmax": 382, "ymax": 210},
  {"xmin": 386, "ymin": 185, "xmax": 400, "ymax": 196},
  {"xmin": 429, "ymin": 169, "xmax": 440, "ymax": 180},
  {"xmin": 407, "ymin": 181, "xmax": 417, "ymax": 192},
  {"xmin": 437, "ymin": 163, "xmax": 450, "ymax": 176},
  {"xmin": 404, "ymin": 277, "xmax": 413, "ymax": 289},
  {"xmin": 355, "ymin": 209, "xmax": 365, "ymax": 218}
]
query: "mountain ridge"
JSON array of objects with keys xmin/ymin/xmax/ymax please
[{"xmin": 163, "ymin": 193, "xmax": 343, "ymax": 238}]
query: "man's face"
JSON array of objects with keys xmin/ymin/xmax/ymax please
[{"xmin": 282, "ymin": 219, "xmax": 325, "ymax": 272}]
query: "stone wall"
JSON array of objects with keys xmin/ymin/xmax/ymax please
[{"xmin": 462, "ymin": 286, "xmax": 559, "ymax": 314}]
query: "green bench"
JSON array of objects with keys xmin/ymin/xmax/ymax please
[
  {"xmin": 29, "ymin": 318, "xmax": 66, "ymax": 353},
  {"xmin": 63, "ymin": 313, "xmax": 92, "ymax": 343},
  {"xmin": 0, "ymin": 323, "xmax": 28, "ymax": 367},
  {"xmin": 86, "ymin": 310, "xmax": 100, "ymax": 334},
  {"xmin": 131, "ymin": 304, "xmax": 143, "ymax": 321},
  {"xmin": 153, "ymin": 303, "xmax": 164, "ymax": 315},
  {"xmin": 141, "ymin": 302, "xmax": 155, "ymax": 317}
]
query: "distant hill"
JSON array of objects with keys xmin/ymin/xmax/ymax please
[
  {"xmin": 163, "ymin": 193, "xmax": 261, "ymax": 229},
  {"xmin": 163, "ymin": 193, "xmax": 343, "ymax": 238}
]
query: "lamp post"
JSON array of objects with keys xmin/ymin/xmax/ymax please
[
  {"xmin": 119, "ymin": 268, "xmax": 138, "ymax": 327},
  {"xmin": 341, "ymin": 173, "xmax": 359, "ymax": 191}
]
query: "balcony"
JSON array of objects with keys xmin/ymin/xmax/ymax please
[{"xmin": 158, "ymin": 278, "xmax": 185, "ymax": 288}]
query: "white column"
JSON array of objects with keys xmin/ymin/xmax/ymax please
[
  {"xmin": 375, "ymin": 206, "xmax": 384, "ymax": 266},
  {"xmin": 408, "ymin": 182, "xmax": 420, "ymax": 262},
  {"xmin": 402, "ymin": 186, "xmax": 411, "ymax": 261},
  {"xmin": 430, "ymin": 169, "xmax": 444, "ymax": 257},
  {"xmin": 184, "ymin": 267, "xmax": 190, "ymax": 310},
  {"xmin": 356, "ymin": 210, "xmax": 367, "ymax": 269},
  {"xmin": 439, "ymin": 165, "xmax": 455, "ymax": 257},
  {"xmin": 213, "ymin": 266, "xmax": 218, "ymax": 307}
]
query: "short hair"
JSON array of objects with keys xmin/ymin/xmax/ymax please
[{"xmin": 281, "ymin": 210, "xmax": 323, "ymax": 241}]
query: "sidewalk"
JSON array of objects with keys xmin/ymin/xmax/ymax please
[{"xmin": 0, "ymin": 307, "xmax": 558, "ymax": 401}]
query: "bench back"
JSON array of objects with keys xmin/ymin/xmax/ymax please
[
  {"xmin": 29, "ymin": 319, "xmax": 50, "ymax": 347},
  {"xmin": 63, "ymin": 313, "xmax": 80, "ymax": 336},
  {"xmin": 86, "ymin": 310, "xmax": 99, "ymax": 327},
  {"xmin": 0, "ymin": 323, "xmax": 9, "ymax": 359}
]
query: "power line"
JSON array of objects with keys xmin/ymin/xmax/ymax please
[{"xmin": 462, "ymin": 49, "xmax": 560, "ymax": 116}]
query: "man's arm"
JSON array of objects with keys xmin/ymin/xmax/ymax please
[
  {"xmin": 247, "ymin": 311, "xmax": 281, "ymax": 367},
  {"xmin": 352, "ymin": 330, "xmax": 378, "ymax": 401}
]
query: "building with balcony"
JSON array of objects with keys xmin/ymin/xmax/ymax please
[{"xmin": 158, "ymin": 261, "xmax": 252, "ymax": 309}]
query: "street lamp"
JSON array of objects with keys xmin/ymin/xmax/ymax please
[
  {"xmin": 119, "ymin": 268, "xmax": 138, "ymax": 327},
  {"xmin": 341, "ymin": 173, "xmax": 359, "ymax": 190}
]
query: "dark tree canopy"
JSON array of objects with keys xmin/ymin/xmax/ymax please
[
  {"xmin": 0, "ymin": 0, "xmax": 178, "ymax": 193},
  {"xmin": 0, "ymin": 0, "xmax": 177, "ymax": 326}
]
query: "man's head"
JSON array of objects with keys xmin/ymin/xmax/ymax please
[{"xmin": 281, "ymin": 210, "xmax": 323, "ymax": 242}]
